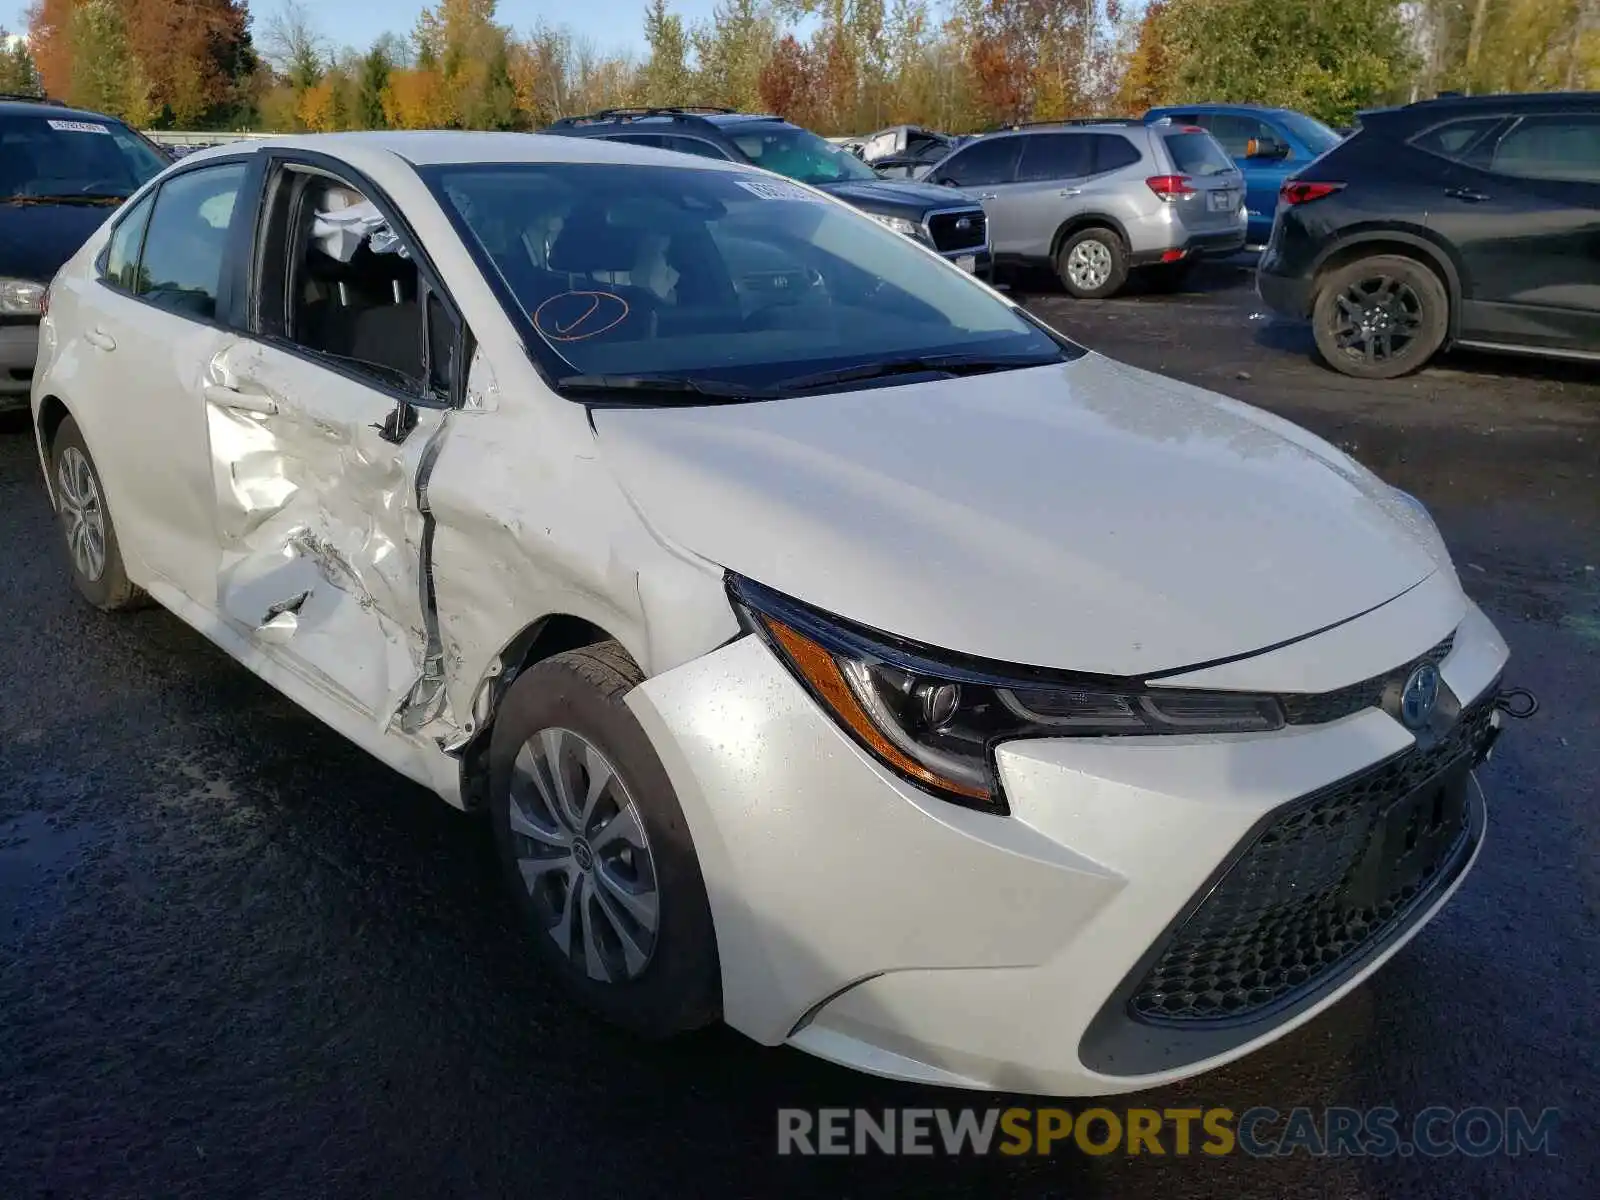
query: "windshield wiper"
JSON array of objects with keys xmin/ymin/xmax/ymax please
[
  {"xmin": 771, "ymin": 351, "xmax": 1064, "ymax": 393},
  {"xmin": 557, "ymin": 373, "xmax": 778, "ymax": 404},
  {"xmin": 1, "ymin": 193, "xmax": 126, "ymax": 206}
]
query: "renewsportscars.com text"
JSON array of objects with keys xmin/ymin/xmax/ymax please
[{"xmin": 777, "ymin": 1106, "xmax": 1560, "ymax": 1158}]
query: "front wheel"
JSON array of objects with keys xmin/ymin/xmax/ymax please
[
  {"xmin": 488, "ymin": 640, "xmax": 720, "ymax": 1038},
  {"xmin": 50, "ymin": 416, "xmax": 143, "ymax": 611},
  {"xmin": 1312, "ymin": 255, "xmax": 1449, "ymax": 379},
  {"xmin": 1055, "ymin": 228, "xmax": 1129, "ymax": 299}
]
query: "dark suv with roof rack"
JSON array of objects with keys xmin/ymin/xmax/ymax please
[
  {"xmin": 542, "ymin": 107, "xmax": 993, "ymax": 279},
  {"xmin": 1256, "ymin": 91, "xmax": 1600, "ymax": 379},
  {"xmin": 0, "ymin": 94, "xmax": 170, "ymax": 409}
]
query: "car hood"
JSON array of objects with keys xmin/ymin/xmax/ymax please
[
  {"xmin": 815, "ymin": 178, "xmax": 975, "ymax": 213},
  {"xmin": 592, "ymin": 354, "xmax": 1445, "ymax": 676},
  {"xmin": 0, "ymin": 203, "xmax": 118, "ymax": 282}
]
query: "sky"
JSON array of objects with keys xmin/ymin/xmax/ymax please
[{"xmin": 2, "ymin": 0, "xmax": 724, "ymax": 60}]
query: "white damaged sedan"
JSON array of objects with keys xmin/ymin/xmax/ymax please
[{"xmin": 32, "ymin": 132, "xmax": 1511, "ymax": 1095}]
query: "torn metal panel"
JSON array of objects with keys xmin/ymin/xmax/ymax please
[
  {"xmin": 203, "ymin": 337, "xmax": 459, "ymax": 734},
  {"xmin": 422, "ymin": 351, "xmax": 738, "ymax": 743}
]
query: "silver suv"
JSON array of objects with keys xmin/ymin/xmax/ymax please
[{"xmin": 923, "ymin": 120, "xmax": 1247, "ymax": 298}]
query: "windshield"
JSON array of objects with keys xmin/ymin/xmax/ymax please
[
  {"xmin": 725, "ymin": 124, "xmax": 880, "ymax": 185},
  {"xmin": 0, "ymin": 114, "xmax": 168, "ymax": 199},
  {"xmin": 1277, "ymin": 111, "xmax": 1343, "ymax": 156},
  {"xmin": 427, "ymin": 162, "xmax": 1073, "ymax": 395}
]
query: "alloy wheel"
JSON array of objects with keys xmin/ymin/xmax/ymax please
[
  {"xmin": 507, "ymin": 726, "xmax": 660, "ymax": 983},
  {"xmin": 56, "ymin": 446, "xmax": 107, "ymax": 583},
  {"xmin": 1067, "ymin": 239, "xmax": 1114, "ymax": 291},
  {"xmin": 1332, "ymin": 275, "xmax": 1424, "ymax": 365}
]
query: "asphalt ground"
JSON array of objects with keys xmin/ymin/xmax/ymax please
[{"xmin": 2, "ymin": 260, "xmax": 1596, "ymax": 1198}]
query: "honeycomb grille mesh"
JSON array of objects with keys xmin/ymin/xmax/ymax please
[{"xmin": 1130, "ymin": 687, "xmax": 1495, "ymax": 1025}]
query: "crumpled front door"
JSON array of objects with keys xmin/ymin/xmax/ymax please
[{"xmin": 201, "ymin": 335, "xmax": 446, "ymax": 726}]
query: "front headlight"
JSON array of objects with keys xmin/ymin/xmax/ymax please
[
  {"xmin": 864, "ymin": 213, "xmax": 929, "ymax": 243},
  {"xmin": 0, "ymin": 278, "xmax": 46, "ymax": 316},
  {"xmin": 730, "ymin": 576, "xmax": 1284, "ymax": 814}
]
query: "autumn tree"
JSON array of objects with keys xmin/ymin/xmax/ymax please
[
  {"xmin": 640, "ymin": 0, "xmax": 691, "ymax": 105},
  {"xmin": 1158, "ymin": 0, "xmax": 1412, "ymax": 124},
  {"xmin": 61, "ymin": 0, "xmax": 154, "ymax": 123},
  {"xmin": 758, "ymin": 32, "xmax": 816, "ymax": 123},
  {"xmin": 1115, "ymin": 0, "xmax": 1171, "ymax": 111},
  {"xmin": 692, "ymin": 0, "xmax": 775, "ymax": 110},
  {"xmin": 0, "ymin": 28, "xmax": 43, "ymax": 96},
  {"xmin": 356, "ymin": 41, "xmax": 393, "ymax": 128}
]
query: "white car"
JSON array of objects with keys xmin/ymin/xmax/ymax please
[{"xmin": 32, "ymin": 132, "xmax": 1510, "ymax": 1096}]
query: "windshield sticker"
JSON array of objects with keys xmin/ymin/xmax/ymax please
[
  {"xmin": 735, "ymin": 179, "xmax": 826, "ymax": 203},
  {"xmin": 47, "ymin": 119, "xmax": 112, "ymax": 135}
]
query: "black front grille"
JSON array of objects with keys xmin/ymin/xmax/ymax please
[
  {"xmin": 1130, "ymin": 687, "xmax": 1496, "ymax": 1025},
  {"xmin": 927, "ymin": 209, "xmax": 987, "ymax": 253},
  {"xmin": 1281, "ymin": 633, "xmax": 1454, "ymax": 726}
]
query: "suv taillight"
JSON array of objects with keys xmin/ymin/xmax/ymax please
[
  {"xmin": 1146, "ymin": 174, "xmax": 1195, "ymax": 202},
  {"xmin": 1280, "ymin": 181, "xmax": 1345, "ymax": 206}
]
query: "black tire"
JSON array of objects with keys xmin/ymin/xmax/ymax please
[
  {"xmin": 1312, "ymin": 254, "xmax": 1449, "ymax": 380},
  {"xmin": 1142, "ymin": 259, "xmax": 1195, "ymax": 293},
  {"xmin": 1055, "ymin": 227, "xmax": 1129, "ymax": 299},
  {"xmin": 49, "ymin": 416, "xmax": 144, "ymax": 611},
  {"xmin": 488, "ymin": 640, "xmax": 720, "ymax": 1038}
]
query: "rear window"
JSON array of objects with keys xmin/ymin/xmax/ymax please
[
  {"xmin": 0, "ymin": 113, "xmax": 168, "ymax": 200},
  {"xmin": 1410, "ymin": 117, "xmax": 1503, "ymax": 162},
  {"xmin": 1162, "ymin": 130, "xmax": 1233, "ymax": 176}
]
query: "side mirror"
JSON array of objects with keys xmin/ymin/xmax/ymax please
[{"xmin": 1246, "ymin": 136, "xmax": 1289, "ymax": 160}]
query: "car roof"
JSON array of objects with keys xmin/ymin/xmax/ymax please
[
  {"xmin": 1146, "ymin": 103, "xmax": 1295, "ymax": 115},
  {"xmin": 1391, "ymin": 90, "xmax": 1600, "ymax": 115},
  {"xmin": 0, "ymin": 98, "xmax": 133, "ymax": 122},
  {"xmin": 172, "ymin": 130, "xmax": 759, "ymax": 170}
]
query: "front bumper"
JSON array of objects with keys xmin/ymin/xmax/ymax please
[
  {"xmin": 0, "ymin": 320, "xmax": 39, "ymax": 405},
  {"xmin": 941, "ymin": 244, "xmax": 993, "ymax": 280},
  {"xmin": 627, "ymin": 595, "xmax": 1509, "ymax": 1095}
]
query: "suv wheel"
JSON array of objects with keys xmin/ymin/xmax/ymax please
[
  {"xmin": 1056, "ymin": 228, "xmax": 1129, "ymax": 299},
  {"xmin": 488, "ymin": 640, "xmax": 720, "ymax": 1038},
  {"xmin": 1312, "ymin": 255, "xmax": 1448, "ymax": 379}
]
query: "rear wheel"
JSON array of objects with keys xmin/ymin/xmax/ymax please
[
  {"xmin": 1055, "ymin": 228, "xmax": 1129, "ymax": 299},
  {"xmin": 1312, "ymin": 255, "xmax": 1448, "ymax": 379},
  {"xmin": 488, "ymin": 640, "xmax": 720, "ymax": 1038},
  {"xmin": 50, "ymin": 416, "xmax": 143, "ymax": 611}
]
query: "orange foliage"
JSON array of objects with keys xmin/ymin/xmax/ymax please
[
  {"xmin": 382, "ymin": 67, "xmax": 444, "ymax": 129},
  {"xmin": 25, "ymin": 0, "xmax": 74, "ymax": 99}
]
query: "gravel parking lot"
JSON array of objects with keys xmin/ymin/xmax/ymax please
[{"xmin": 3, "ymin": 261, "xmax": 1596, "ymax": 1199}]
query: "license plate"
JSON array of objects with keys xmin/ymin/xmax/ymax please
[
  {"xmin": 1208, "ymin": 190, "xmax": 1235, "ymax": 212},
  {"xmin": 956, "ymin": 255, "xmax": 976, "ymax": 273}
]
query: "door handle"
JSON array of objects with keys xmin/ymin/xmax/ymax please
[
  {"xmin": 203, "ymin": 384, "xmax": 278, "ymax": 416},
  {"xmin": 83, "ymin": 328, "xmax": 115, "ymax": 351},
  {"xmin": 1058, "ymin": 188, "xmax": 1082, "ymax": 197},
  {"xmin": 1445, "ymin": 187, "xmax": 1490, "ymax": 203}
]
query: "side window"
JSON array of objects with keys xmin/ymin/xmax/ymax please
[
  {"xmin": 663, "ymin": 136, "xmax": 728, "ymax": 160},
  {"xmin": 1410, "ymin": 117, "xmax": 1504, "ymax": 163},
  {"xmin": 1486, "ymin": 115, "xmax": 1600, "ymax": 183},
  {"xmin": 136, "ymin": 162, "xmax": 246, "ymax": 320},
  {"xmin": 280, "ymin": 176, "xmax": 424, "ymax": 389},
  {"xmin": 99, "ymin": 192, "xmax": 154, "ymax": 293},
  {"xmin": 1205, "ymin": 114, "xmax": 1275, "ymax": 157},
  {"xmin": 608, "ymin": 133, "xmax": 668, "ymax": 149},
  {"xmin": 933, "ymin": 138, "xmax": 1021, "ymax": 187},
  {"xmin": 1091, "ymin": 134, "xmax": 1142, "ymax": 173},
  {"xmin": 1015, "ymin": 134, "xmax": 1093, "ymax": 182}
]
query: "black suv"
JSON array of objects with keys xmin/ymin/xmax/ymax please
[
  {"xmin": 1257, "ymin": 91, "xmax": 1600, "ymax": 379},
  {"xmin": 0, "ymin": 95, "xmax": 170, "ymax": 409},
  {"xmin": 542, "ymin": 108, "xmax": 992, "ymax": 278}
]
